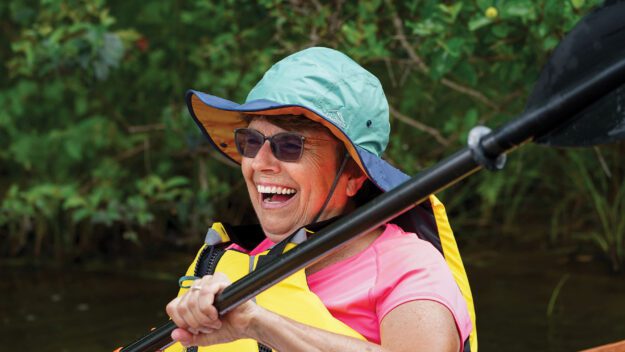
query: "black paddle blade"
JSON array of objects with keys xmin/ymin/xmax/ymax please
[{"xmin": 527, "ymin": 1, "xmax": 625, "ymax": 147}]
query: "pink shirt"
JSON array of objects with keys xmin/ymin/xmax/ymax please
[{"xmin": 238, "ymin": 223, "xmax": 472, "ymax": 346}]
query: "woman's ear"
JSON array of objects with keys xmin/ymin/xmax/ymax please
[
  {"xmin": 345, "ymin": 160, "xmax": 368, "ymax": 197},
  {"xmin": 346, "ymin": 173, "xmax": 368, "ymax": 197}
]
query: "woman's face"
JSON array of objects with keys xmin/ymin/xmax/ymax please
[{"xmin": 241, "ymin": 119, "xmax": 360, "ymax": 242}]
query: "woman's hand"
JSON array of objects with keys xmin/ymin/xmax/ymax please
[{"xmin": 165, "ymin": 272, "xmax": 261, "ymax": 347}]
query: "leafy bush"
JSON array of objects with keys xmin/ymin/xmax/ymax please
[{"xmin": 1, "ymin": 0, "xmax": 613, "ymax": 264}]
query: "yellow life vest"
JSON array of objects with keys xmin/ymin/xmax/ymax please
[
  {"xmin": 163, "ymin": 222, "xmax": 365, "ymax": 352},
  {"xmin": 427, "ymin": 195, "xmax": 477, "ymax": 352},
  {"xmin": 166, "ymin": 194, "xmax": 477, "ymax": 352}
]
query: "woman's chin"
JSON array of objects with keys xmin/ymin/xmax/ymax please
[{"xmin": 265, "ymin": 232, "xmax": 291, "ymax": 243}]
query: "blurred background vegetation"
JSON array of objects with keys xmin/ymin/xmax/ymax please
[{"xmin": 1, "ymin": 0, "xmax": 623, "ymax": 273}]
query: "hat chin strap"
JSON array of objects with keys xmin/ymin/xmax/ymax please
[{"xmin": 311, "ymin": 152, "xmax": 350, "ymax": 225}]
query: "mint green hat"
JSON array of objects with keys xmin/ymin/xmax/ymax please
[{"xmin": 185, "ymin": 47, "xmax": 410, "ymax": 191}]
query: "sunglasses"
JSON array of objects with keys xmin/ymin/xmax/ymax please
[{"xmin": 234, "ymin": 128, "xmax": 308, "ymax": 162}]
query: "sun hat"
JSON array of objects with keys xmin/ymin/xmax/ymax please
[{"xmin": 185, "ymin": 46, "xmax": 409, "ymax": 192}]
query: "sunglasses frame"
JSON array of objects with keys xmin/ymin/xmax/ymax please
[{"xmin": 234, "ymin": 128, "xmax": 307, "ymax": 162}]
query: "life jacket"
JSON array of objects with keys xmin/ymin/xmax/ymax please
[
  {"xmin": 165, "ymin": 194, "xmax": 477, "ymax": 352},
  {"xmin": 163, "ymin": 222, "xmax": 365, "ymax": 352}
]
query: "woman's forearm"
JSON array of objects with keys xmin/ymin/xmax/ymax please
[{"xmin": 246, "ymin": 307, "xmax": 385, "ymax": 352}]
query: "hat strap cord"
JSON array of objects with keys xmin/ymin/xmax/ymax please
[{"xmin": 311, "ymin": 152, "xmax": 350, "ymax": 224}]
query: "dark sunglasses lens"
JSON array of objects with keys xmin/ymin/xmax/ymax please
[
  {"xmin": 235, "ymin": 129, "xmax": 263, "ymax": 158},
  {"xmin": 272, "ymin": 133, "xmax": 304, "ymax": 162}
]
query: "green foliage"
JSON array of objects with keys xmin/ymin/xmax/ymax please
[
  {"xmin": 551, "ymin": 147, "xmax": 625, "ymax": 272},
  {"xmin": 0, "ymin": 0, "xmax": 239, "ymax": 259},
  {"xmin": 0, "ymin": 0, "xmax": 613, "ymax": 263}
]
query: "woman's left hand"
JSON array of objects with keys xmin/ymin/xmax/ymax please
[{"xmin": 165, "ymin": 272, "xmax": 261, "ymax": 347}]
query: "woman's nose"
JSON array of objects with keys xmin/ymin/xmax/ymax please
[{"xmin": 251, "ymin": 141, "xmax": 280, "ymax": 171}]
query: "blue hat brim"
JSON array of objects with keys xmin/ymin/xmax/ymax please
[
  {"xmin": 186, "ymin": 89, "xmax": 409, "ymax": 192},
  {"xmin": 354, "ymin": 145, "xmax": 410, "ymax": 192}
]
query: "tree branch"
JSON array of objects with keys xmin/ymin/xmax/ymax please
[
  {"xmin": 114, "ymin": 143, "xmax": 147, "ymax": 161},
  {"xmin": 389, "ymin": 105, "xmax": 450, "ymax": 147},
  {"xmin": 388, "ymin": 5, "xmax": 429, "ymax": 73},
  {"xmin": 440, "ymin": 78, "xmax": 499, "ymax": 110},
  {"xmin": 127, "ymin": 123, "xmax": 165, "ymax": 133},
  {"xmin": 175, "ymin": 146, "xmax": 239, "ymax": 169}
]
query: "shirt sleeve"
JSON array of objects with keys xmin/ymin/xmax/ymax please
[{"xmin": 373, "ymin": 236, "xmax": 469, "ymax": 334}]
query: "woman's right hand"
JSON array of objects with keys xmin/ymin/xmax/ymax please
[{"xmin": 165, "ymin": 272, "xmax": 261, "ymax": 347}]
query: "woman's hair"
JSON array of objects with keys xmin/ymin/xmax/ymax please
[{"xmin": 242, "ymin": 114, "xmax": 327, "ymax": 133}]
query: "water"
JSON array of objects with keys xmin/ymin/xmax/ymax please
[
  {"xmin": 0, "ymin": 262, "xmax": 177, "ymax": 352},
  {"xmin": 464, "ymin": 246, "xmax": 625, "ymax": 351},
  {"xmin": 1, "ymin": 247, "xmax": 624, "ymax": 351}
]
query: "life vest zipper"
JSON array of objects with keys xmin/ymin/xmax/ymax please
[
  {"xmin": 258, "ymin": 343, "xmax": 272, "ymax": 352},
  {"xmin": 186, "ymin": 244, "xmax": 228, "ymax": 352},
  {"xmin": 194, "ymin": 244, "xmax": 227, "ymax": 278}
]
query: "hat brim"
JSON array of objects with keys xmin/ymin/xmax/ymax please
[{"xmin": 186, "ymin": 89, "xmax": 409, "ymax": 192}]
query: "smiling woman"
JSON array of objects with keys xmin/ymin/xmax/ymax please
[{"xmin": 163, "ymin": 47, "xmax": 476, "ymax": 352}]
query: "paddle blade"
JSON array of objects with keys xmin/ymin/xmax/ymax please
[
  {"xmin": 536, "ymin": 84, "xmax": 625, "ymax": 147},
  {"xmin": 527, "ymin": 1, "xmax": 625, "ymax": 147}
]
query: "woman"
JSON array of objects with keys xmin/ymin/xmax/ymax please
[{"xmin": 166, "ymin": 47, "xmax": 475, "ymax": 351}]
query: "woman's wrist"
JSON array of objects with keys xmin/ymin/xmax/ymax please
[
  {"xmin": 237, "ymin": 303, "xmax": 264, "ymax": 339},
  {"xmin": 241, "ymin": 305, "xmax": 278, "ymax": 344}
]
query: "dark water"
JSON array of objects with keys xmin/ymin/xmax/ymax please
[
  {"xmin": 0, "ymin": 259, "xmax": 179, "ymax": 352},
  {"xmin": 464, "ymin": 246, "xmax": 625, "ymax": 351},
  {"xmin": 1, "ymin": 248, "xmax": 624, "ymax": 352}
]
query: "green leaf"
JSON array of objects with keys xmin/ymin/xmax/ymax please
[
  {"xmin": 475, "ymin": 0, "xmax": 492, "ymax": 11},
  {"xmin": 438, "ymin": 3, "xmax": 463, "ymax": 22},
  {"xmin": 454, "ymin": 61, "xmax": 478, "ymax": 86},
  {"xmin": 123, "ymin": 230, "xmax": 141, "ymax": 244},
  {"xmin": 164, "ymin": 176, "xmax": 190, "ymax": 189},
  {"xmin": 443, "ymin": 37, "xmax": 466, "ymax": 58},
  {"xmin": 410, "ymin": 19, "xmax": 445, "ymax": 36},
  {"xmin": 341, "ymin": 23, "xmax": 362, "ymax": 45},
  {"xmin": 504, "ymin": 1, "xmax": 537, "ymax": 20},
  {"xmin": 465, "ymin": 108, "xmax": 479, "ymax": 127},
  {"xmin": 429, "ymin": 51, "xmax": 458, "ymax": 80},
  {"xmin": 63, "ymin": 195, "xmax": 87, "ymax": 209},
  {"xmin": 543, "ymin": 36, "xmax": 559, "ymax": 51},
  {"xmin": 468, "ymin": 16, "xmax": 492, "ymax": 31},
  {"xmin": 136, "ymin": 212, "xmax": 154, "ymax": 226},
  {"xmin": 74, "ymin": 96, "xmax": 88, "ymax": 116},
  {"xmin": 571, "ymin": 0, "xmax": 585, "ymax": 10},
  {"xmin": 72, "ymin": 208, "xmax": 92, "ymax": 223},
  {"xmin": 64, "ymin": 139, "xmax": 83, "ymax": 160},
  {"xmin": 492, "ymin": 24, "xmax": 512, "ymax": 38}
]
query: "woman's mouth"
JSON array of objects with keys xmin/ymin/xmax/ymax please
[{"xmin": 257, "ymin": 185, "xmax": 297, "ymax": 205}]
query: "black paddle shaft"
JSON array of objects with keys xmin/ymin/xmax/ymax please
[{"xmin": 120, "ymin": 53, "xmax": 625, "ymax": 352}]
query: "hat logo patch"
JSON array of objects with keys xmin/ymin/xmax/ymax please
[{"xmin": 324, "ymin": 110, "xmax": 346, "ymax": 129}]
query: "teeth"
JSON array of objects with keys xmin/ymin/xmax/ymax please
[{"xmin": 257, "ymin": 185, "xmax": 296, "ymax": 195}]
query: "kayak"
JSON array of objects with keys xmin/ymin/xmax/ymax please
[{"xmin": 580, "ymin": 340, "xmax": 625, "ymax": 352}]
